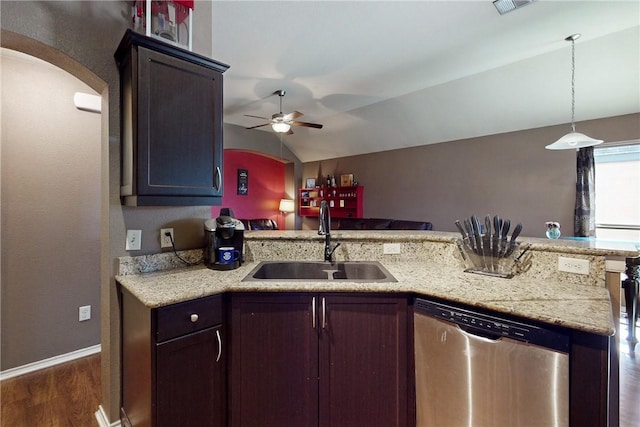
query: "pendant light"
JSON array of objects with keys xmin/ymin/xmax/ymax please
[{"xmin": 546, "ymin": 34, "xmax": 603, "ymax": 150}]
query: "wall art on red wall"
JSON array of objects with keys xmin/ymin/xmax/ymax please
[
  {"xmin": 217, "ymin": 150, "xmax": 285, "ymax": 227},
  {"xmin": 237, "ymin": 169, "xmax": 248, "ymax": 195}
]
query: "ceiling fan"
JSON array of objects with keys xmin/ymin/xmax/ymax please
[{"xmin": 244, "ymin": 90, "xmax": 323, "ymax": 135}]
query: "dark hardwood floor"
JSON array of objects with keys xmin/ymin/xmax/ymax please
[
  {"xmin": 0, "ymin": 353, "xmax": 100, "ymax": 427},
  {"xmin": 0, "ymin": 328, "xmax": 638, "ymax": 427}
]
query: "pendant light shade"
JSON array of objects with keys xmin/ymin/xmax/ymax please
[
  {"xmin": 546, "ymin": 33, "xmax": 603, "ymax": 150},
  {"xmin": 545, "ymin": 132, "xmax": 603, "ymax": 150}
]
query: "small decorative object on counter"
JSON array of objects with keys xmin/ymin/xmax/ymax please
[
  {"xmin": 454, "ymin": 214, "xmax": 531, "ymax": 278},
  {"xmin": 545, "ymin": 222, "xmax": 561, "ymax": 239}
]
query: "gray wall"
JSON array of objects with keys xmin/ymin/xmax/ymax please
[
  {"xmin": 1, "ymin": 49, "xmax": 101, "ymax": 369},
  {"xmin": 302, "ymin": 113, "xmax": 640, "ymax": 237},
  {"xmin": 0, "ymin": 1, "xmax": 302, "ymax": 421},
  {"xmin": 2, "ymin": 1, "xmax": 638, "ymax": 423},
  {"xmin": 1, "ymin": 0, "xmax": 213, "ymax": 421}
]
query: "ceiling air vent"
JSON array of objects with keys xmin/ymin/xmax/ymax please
[{"xmin": 492, "ymin": 0, "xmax": 535, "ymax": 15}]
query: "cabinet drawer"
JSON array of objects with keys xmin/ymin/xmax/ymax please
[{"xmin": 155, "ymin": 294, "xmax": 223, "ymax": 342}]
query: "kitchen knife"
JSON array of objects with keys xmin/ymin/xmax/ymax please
[
  {"xmin": 471, "ymin": 215, "xmax": 483, "ymax": 252},
  {"xmin": 499, "ymin": 219, "xmax": 510, "ymax": 257},
  {"xmin": 455, "ymin": 220, "xmax": 473, "ymax": 253},
  {"xmin": 484, "ymin": 215, "xmax": 493, "ymax": 270},
  {"xmin": 455, "ymin": 220, "xmax": 467, "ymax": 240},
  {"xmin": 492, "ymin": 215, "xmax": 502, "ymax": 259},
  {"xmin": 471, "ymin": 215, "xmax": 486, "ymax": 267},
  {"xmin": 505, "ymin": 222, "xmax": 523, "ymax": 257},
  {"xmin": 463, "ymin": 218, "xmax": 476, "ymax": 253}
]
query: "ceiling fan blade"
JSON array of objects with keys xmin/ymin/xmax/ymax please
[
  {"xmin": 244, "ymin": 114, "xmax": 271, "ymax": 120},
  {"xmin": 291, "ymin": 120, "xmax": 323, "ymax": 129},
  {"xmin": 245, "ymin": 123, "xmax": 271, "ymax": 130},
  {"xmin": 285, "ymin": 128, "xmax": 294, "ymax": 135},
  {"xmin": 282, "ymin": 111, "xmax": 303, "ymax": 121}
]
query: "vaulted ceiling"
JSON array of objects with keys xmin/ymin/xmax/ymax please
[{"xmin": 211, "ymin": 1, "xmax": 640, "ymax": 162}]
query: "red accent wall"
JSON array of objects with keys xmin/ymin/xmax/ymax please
[{"xmin": 214, "ymin": 150, "xmax": 286, "ymax": 228}]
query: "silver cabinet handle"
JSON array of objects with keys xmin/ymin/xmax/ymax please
[
  {"xmin": 322, "ymin": 297, "xmax": 326, "ymax": 329},
  {"xmin": 312, "ymin": 297, "xmax": 316, "ymax": 329},
  {"xmin": 215, "ymin": 329, "xmax": 222, "ymax": 362},
  {"xmin": 214, "ymin": 166, "xmax": 222, "ymax": 192},
  {"xmin": 190, "ymin": 313, "xmax": 199, "ymax": 323}
]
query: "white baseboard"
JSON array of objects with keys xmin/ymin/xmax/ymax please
[
  {"xmin": 0, "ymin": 344, "xmax": 101, "ymax": 381},
  {"xmin": 95, "ymin": 405, "xmax": 122, "ymax": 427}
]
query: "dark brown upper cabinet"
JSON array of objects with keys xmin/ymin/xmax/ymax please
[{"xmin": 115, "ymin": 30, "xmax": 230, "ymax": 206}]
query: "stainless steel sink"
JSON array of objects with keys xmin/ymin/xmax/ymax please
[{"xmin": 242, "ymin": 261, "xmax": 397, "ymax": 282}]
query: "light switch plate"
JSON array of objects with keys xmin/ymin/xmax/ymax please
[{"xmin": 126, "ymin": 229, "xmax": 142, "ymax": 251}]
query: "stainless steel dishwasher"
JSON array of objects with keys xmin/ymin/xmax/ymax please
[{"xmin": 414, "ymin": 298, "xmax": 570, "ymax": 427}]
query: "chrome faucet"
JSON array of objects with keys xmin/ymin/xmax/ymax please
[{"xmin": 318, "ymin": 200, "xmax": 340, "ymax": 262}]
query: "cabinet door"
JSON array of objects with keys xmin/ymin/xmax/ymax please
[
  {"xmin": 319, "ymin": 294, "xmax": 408, "ymax": 427},
  {"xmin": 137, "ymin": 47, "xmax": 223, "ymax": 198},
  {"xmin": 229, "ymin": 293, "xmax": 319, "ymax": 427},
  {"xmin": 156, "ymin": 325, "xmax": 225, "ymax": 427}
]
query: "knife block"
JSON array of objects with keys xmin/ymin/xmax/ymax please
[{"xmin": 455, "ymin": 238, "xmax": 531, "ymax": 279}]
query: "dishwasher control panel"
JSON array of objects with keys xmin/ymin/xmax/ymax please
[{"xmin": 415, "ymin": 298, "xmax": 570, "ymax": 353}]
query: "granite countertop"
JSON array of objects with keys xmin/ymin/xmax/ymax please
[
  {"xmin": 116, "ymin": 260, "xmax": 615, "ymax": 336},
  {"xmin": 116, "ymin": 230, "xmax": 637, "ymax": 337},
  {"xmin": 239, "ymin": 229, "xmax": 639, "ymax": 256}
]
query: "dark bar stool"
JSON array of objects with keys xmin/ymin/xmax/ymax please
[{"xmin": 622, "ymin": 256, "xmax": 640, "ymax": 354}]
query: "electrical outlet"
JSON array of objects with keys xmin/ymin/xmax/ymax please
[
  {"xmin": 125, "ymin": 229, "xmax": 142, "ymax": 251},
  {"xmin": 383, "ymin": 243, "xmax": 401, "ymax": 254},
  {"xmin": 79, "ymin": 305, "xmax": 91, "ymax": 322},
  {"xmin": 160, "ymin": 228, "xmax": 174, "ymax": 248},
  {"xmin": 558, "ymin": 256, "xmax": 590, "ymax": 275}
]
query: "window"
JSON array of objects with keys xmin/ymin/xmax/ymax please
[{"xmin": 594, "ymin": 142, "xmax": 640, "ymax": 243}]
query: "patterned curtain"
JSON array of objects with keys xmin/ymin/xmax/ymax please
[{"xmin": 574, "ymin": 146, "xmax": 596, "ymax": 237}]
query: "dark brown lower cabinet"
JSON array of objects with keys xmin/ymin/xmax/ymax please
[
  {"xmin": 229, "ymin": 293, "xmax": 409, "ymax": 427},
  {"xmin": 569, "ymin": 330, "xmax": 612, "ymax": 427},
  {"xmin": 155, "ymin": 326, "xmax": 223, "ymax": 425},
  {"xmin": 120, "ymin": 289, "xmax": 225, "ymax": 427}
]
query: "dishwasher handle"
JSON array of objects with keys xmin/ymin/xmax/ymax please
[
  {"xmin": 457, "ymin": 324, "xmax": 503, "ymax": 342},
  {"xmin": 414, "ymin": 298, "xmax": 570, "ymax": 353}
]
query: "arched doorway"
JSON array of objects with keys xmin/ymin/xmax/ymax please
[{"xmin": 1, "ymin": 47, "xmax": 103, "ymax": 368}]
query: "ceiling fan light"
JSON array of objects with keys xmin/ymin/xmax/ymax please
[
  {"xmin": 545, "ymin": 132, "xmax": 603, "ymax": 150},
  {"xmin": 272, "ymin": 122, "xmax": 291, "ymax": 133}
]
